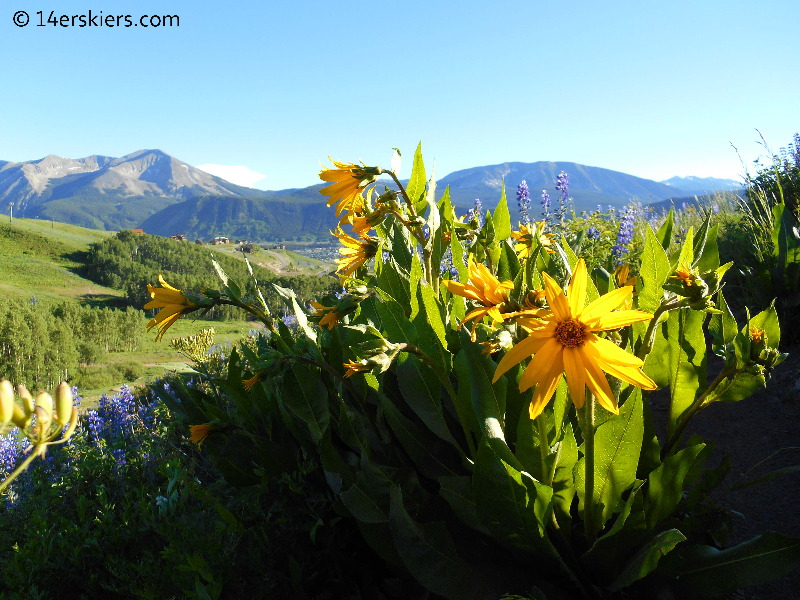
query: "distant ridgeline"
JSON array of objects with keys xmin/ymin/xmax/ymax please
[
  {"xmin": 139, "ymin": 194, "xmax": 339, "ymax": 242},
  {"xmin": 82, "ymin": 230, "xmax": 339, "ymax": 317}
]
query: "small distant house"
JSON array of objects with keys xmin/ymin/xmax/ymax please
[
  {"xmin": 210, "ymin": 236, "xmax": 230, "ymax": 245},
  {"xmin": 272, "ymin": 243, "xmax": 286, "ymax": 250},
  {"xmin": 170, "ymin": 234, "xmax": 187, "ymax": 241},
  {"xmin": 131, "ymin": 228, "xmax": 144, "ymax": 234}
]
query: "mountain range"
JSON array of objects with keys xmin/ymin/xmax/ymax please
[{"xmin": 0, "ymin": 150, "xmax": 741, "ymax": 240}]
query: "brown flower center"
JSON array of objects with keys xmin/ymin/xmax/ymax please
[{"xmin": 554, "ymin": 318, "xmax": 586, "ymax": 348}]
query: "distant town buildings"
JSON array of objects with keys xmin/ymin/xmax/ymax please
[
  {"xmin": 170, "ymin": 234, "xmax": 187, "ymax": 241},
  {"xmin": 130, "ymin": 228, "xmax": 144, "ymax": 234},
  {"xmin": 210, "ymin": 236, "xmax": 230, "ymax": 245}
]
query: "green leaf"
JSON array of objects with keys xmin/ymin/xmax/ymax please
[
  {"xmin": 674, "ymin": 226, "xmax": 694, "ymax": 268},
  {"xmin": 450, "ymin": 234, "xmax": 469, "ymax": 287},
  {"xmin": 396, "ymin": 356, "xmax": 459, "ymax": 448},
  {"xmin": 493, "ymin": 181, "xmax": 512, "ymax": 241},
  {"xmin": 660, "ymin": 532, "xmax": 800, "ymax": 599},
  {"xmin": 695, "ymin": 224, "xmax": 720, "ymax": 273},
  {"xmin": 376, "ymin": 299, "xmax": 418, "ymax": 345},
  {"xmin": 709, "ymin": 291, "xmax": 738, "ymax": 353},
  {"xmin": 609, "ymin": 529, "xmax": 686, "ymax": 591},
  {"xmin": 272, "ymin": 283, "xmax": 317, "ymax": 343},
  {"xmin": 473, "ymin": 441, "xmax": 555, "ymax": 556},
  {"xmin": 280, "ymin": 364, "xmax": 329, "ymax": 443},
  {"xmin": 638, "ymin": 225, "xmax": 671, "ymax": 314},
  {"xmin": 644, "ymin": 443, "xmax": 705, "ymax": 529},
  {"xmin": 424, "ymin": 162, "xmax": 439, "ymax": 250},
  {"xmin": 749, "ymin": 300, "xmax": 781, "ymax": 348},
  {"xmin": 666, "ymin": 309, "xmax": 708, "ymax": 439},
  {"xmin": 656, "ymin": 208, "xmax": 674, "ymax": 251},
  {"xmin": 574, "ymin": 389, "xmax": 644, "ymax": 529},
  {"xmin": 389, "ymin": 485, "xmax": 478, "ymax": 600},
  {"xmin": 405, "ymin": 142, "xmax": 427, "ymax": 209},
  {"xmin": 438, "ymin": 475, "xmax": 490, "ymax": 535},
  {"xmin": 552, "ymin": 421, "xmax": 579, "ymax": 533},
  {"xmin": 496, "ymin": 240, "xmax": 521, "ymax": 284},
  {"xmin": 341, "ymin": 474, "xmax": 389, "ymax": 523},
  {"xmin": 409, "ymin": 251, "xmax": 424, "ymax": 320},
  {"xmin": 455, "ymin": 329, "xmax": 518, "ymax": 468}
]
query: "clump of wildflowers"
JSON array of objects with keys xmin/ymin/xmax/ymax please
[{"xmin": 517, "ymin": 180, "xmax": 531, "ymax": 225}]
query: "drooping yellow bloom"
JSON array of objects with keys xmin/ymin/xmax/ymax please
[
  {"xmin": 670, "ymin": 263, "xmax": 697, "ymax": 287},
  {"xmin": 511, "ymin": 221, "xmax": 555, "ymax": 259},
  {"xmin": 310, "ymin": 300, "xmax": 341, "ymax": 330},
  {"xmin": 319, "ymin": 158, "xmax": 379, "ymax": 217},
  {"xmin": 442, "ymin": 258, "xmax": 514, "ymax": 340},
  {"xmin": 189, "ymin": 424, "xmax": 211, "ymax": 447},
  {"xmin": 492, "ymin": 259, "xmax": 657, "ymax": 419},
  {"xmin": 750, "ymin": 326, "xmax": 765, "ymax": 344},
  {"xmin": 614, "ymin": 264, "xmax": 637, "ymax": 309},
  {"xmin": 144, "ymin": 274, "xmax": 197, "ymax": 341},
  {"xmin": 332, "ymin": 229, "xmax": 379, "ymax": 278},
  {"xmin": 343, "ymin": 360, "xmax": 371, "ymax": 378},
  {"xmin": 243, "ymin": 373, "xmax": 263, "ymax": 391}
]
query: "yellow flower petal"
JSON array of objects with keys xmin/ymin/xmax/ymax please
[
  {"xmin": 578, "ymin": 287, "xmax": 633, "ymax": 325},
  {"xmin": 568, "ymin": 259, "xmax": 588, "ymax": 316},
  {"xmin": 590, "ymin": 309, "xmax": 653, "ymax": 332},
  {"xmin": 578, "ymin": 345, "xmax": 618, "ymax": 414},
  {"xmin": 527, "ymin": 354, "xmax": 565, "ymax": 419},
  {"xmin": 542, "ymin": 272, "xmax": 572, "ymax": 322},
  {"xmin": 493, "ymin": 335, "xmax": 550, "ymax": 383},
  {"xmin": 562, "ymin": 347, "xmax": 586, "ymax": 409},
  {"xmin": 519, "ymin": 337, "xmax": 563, "ymax": 392}
]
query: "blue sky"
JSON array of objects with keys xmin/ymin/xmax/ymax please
[{"xmin": 1, "ymin": 0, "xmax": 798, "ymax": 190}]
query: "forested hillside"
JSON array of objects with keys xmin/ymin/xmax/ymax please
[{"xmin": 82, "ymin": 230, "xmax": 338, "ymax": 315}]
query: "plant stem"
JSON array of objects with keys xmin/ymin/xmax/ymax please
[
  {"xmin": 635, "ymin": 297, "xmax": 681, "ymax": 361},
  {"xmin": 536, "ymin": 413, "xmax": 550, "ymax": 481},
  {"xmin": 386, "ymin": 171, "xmax": 417, "ymax": 218},
  {"xmin": 661, "ymin": 367, "xmax": 742, "ymax": 459},
  {"xmin": 0, "ymin": 447, "xmax": 40, "ymax": 494},
  {"xmin": 583, "ymin": 394, "xmax": 596, "ymax": 545}
]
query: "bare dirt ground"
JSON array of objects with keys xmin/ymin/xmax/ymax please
[{"xmin": 648, "ymin": 343, "xmax": 800, "ymax": 599}]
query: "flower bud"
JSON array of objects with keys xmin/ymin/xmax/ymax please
[
  {"xmin": 0, "ymin": 379, "xmax": 14, "ymax": 428},
  {"xmin": 36, "ymin": 391, "xmax": 54, "ymax": 419},
  {"xmin": 35, "ymin": 405, "xmax": 51, "ymax": 431},
  {"xmin": 55, "ymin": 382, "xmax": 74, "ymax": 425},
  {"xmin": 17, "ymin": 385, "xmax": 34, "ymax": 416}
]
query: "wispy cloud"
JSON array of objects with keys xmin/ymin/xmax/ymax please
[{"xmin": 195, "ymin": 164, "xmax": 266, "ymax": 188}]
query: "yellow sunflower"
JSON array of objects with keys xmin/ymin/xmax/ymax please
[
  {"xmin": 333, "ymin": 229, "xmax": 379, "ymax": 277},
  {"xmin": 442, "ymin": 257, "xmax": 515, "ymax": 340},
  {"xmin": 189, "ymin": 424, "xmax": 211, "ymax": 447},
  {"xmin": 343, "ymin": 360, "xmax": 371, "ymax": 378},
  {"xmin": 144, "ymin": 274, "xmax": 197, "ymax": 341},
  {"xmin": 492, "ymin": 259, "xmax": 657, "ymax": 419},
  {"xmin": 310, "ymin": 300, "xmax": 341, "ymax": 330},
  {"xmin": 319, "ymin": 158, "xmax": 380, "ymax": 217},
  {"xmin": 511, "ymin": 221, "xmax": 555, "ymax": 259}
]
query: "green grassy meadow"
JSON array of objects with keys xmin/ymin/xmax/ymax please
[{"xmin": 0, "ymin": 218, "xmax": 255, "ymax": 406}]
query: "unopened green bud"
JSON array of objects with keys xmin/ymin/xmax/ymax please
[
  {"xmin": 18, "ymin": 385, "xmax": 34, "ymax": 417},
  {"xmin": 0, "ymin": 379, "xmax": 14, "ymax": 429},
  {"xmin": 55, "ymin": 382, "xmax": 74, "ymax": 426},
  {"xmin": 36, "ymin": 391, "xmax": 53, "ymax": 419},
  {"xmin": 35, "ymin": 405, "xmax": 51, "ymax": 432}
]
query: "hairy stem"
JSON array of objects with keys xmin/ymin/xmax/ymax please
[
  {"xmin": 635, "ymin": 297, "xmax": 681, "ymax": 361},
  {"xmin": 583, "ymin": 394, "xmax": 596, "ymax": 545},
  {"xmin": 661, "ymin": 367, "xmax": 743, "ymax": 459}
]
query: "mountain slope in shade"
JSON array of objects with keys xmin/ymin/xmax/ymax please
[
  {"xmin": 659, "ymin": 175, "xmax": 742, "ymax": 196},
  {"xmin": 0, "ymin": 150, "xmax": 269, "ymax": 230},
  {"xmin": 139, "ymin": 195, "xmax": 337, "ymax": 241}
]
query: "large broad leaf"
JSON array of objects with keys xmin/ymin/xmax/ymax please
[
  {"xmin": 341, "ymin": 472, "xmax": 389, "ymax": 523},
  {"xmin": 280, "ymin": 363, "xmax": 329, "ymax": 443},
  {"xmin": 666, "ymin": 309, "xmax": 708, "ymax": 439},
  {"xmin": 656, "ymin": 208, "xmax": 674, "ymax": 251},
  {"xmin": 450, "ymin": 233, "xmax": 469, "ymax": 287},
  {"xmin": 638, "ymin": 225, "xmax": 671, "ymax": 314},
  {"xmin": 709, "ymin": 291, "xmax": 738, "ymax": 355},
  {"xmin": 493, "ymin": 181, "xmax": 512, "ymax": 241},
  {"xmin": 405, "ymin": 142, "xmax": 427, "ymax": 211},
  {"xmin": 749, "ymin": 301, "xmax": 781, "ymax": 348},
  {"xmin": 551, "ymin": 421, "xmax": 578, "ymax": 533},
  {"xmin": 694, "ymin": 224, "xmax": 720, "ymax": 274},
  {"xmin": 438, "ymin": 475, "xmax": 490, "ymax": 535},
  {"xmin": 272, "ymin": 283, "xmax": 317, "ymax": 343},
  {"xmin": 455, "ymin": 329, "xmax": 517, "ymax": 468},
  {"xmin": 473, "ymin": 441, "xmax": 555, "ymax": 556},
  {"xmin": 574, "ymin": 389, "xmax": 644, "ymax": 530},
  {"xmin": 388, "ymin": 485, "xmax": 478, "ymax": 600},
  {"xmin": 496, "ymin": 240, "xmax": 521, "ymax": 284},
  {"xmin": 375, "ymin": 298, "xmax": 418, "ymax": 345},
  {"xmin": 644, "ymin": 443, "xmax": 706, "ymax": 529},
  {"xmin": 609, "ymin": 529, "xmax": 687, "ymax": 591},
  {"xmin": 396, "ymin": 355, "xmax": 460, "ymax": 449},
  {"xmin": 659, "ymin": 532, "xmax": 800, "ymax": 599}
]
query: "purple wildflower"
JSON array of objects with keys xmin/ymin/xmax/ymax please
[{"xmin": 517, "ymin": 181, "xmax": 531, "ymax": 225}]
